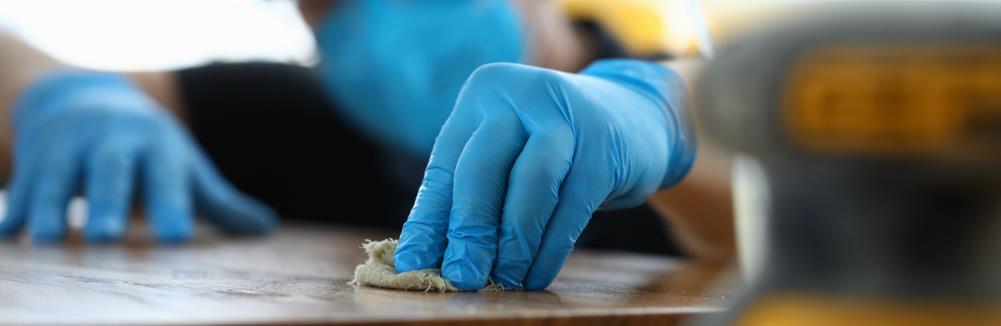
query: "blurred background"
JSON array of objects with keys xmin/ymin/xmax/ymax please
[
  {"xmin": 4, "ymin": 0, "xmax": 985, "ymax": 72},
  {"xmin": 0, "ymin": 1, "xmax": 997, "ymax": 325},
  {"xmin": 0, "ymin": 0, "xmax": 316, "ymax": 71}
]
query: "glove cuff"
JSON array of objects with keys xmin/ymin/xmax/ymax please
[
  {"xmin": 13, "ymin": 70, "xmax": 144, "ymax": 131},
  {"xmin": 581, "ymin": 59, "xmax": 697, "ymax": 189}
]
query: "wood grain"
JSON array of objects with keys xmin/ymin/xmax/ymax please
[{"xmin": 0, "ymin": 223, "xmax": 734, "ymax": 325}]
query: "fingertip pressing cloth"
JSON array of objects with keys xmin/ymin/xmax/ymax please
[{"xmin": 349, "ymin": 239, "xmax": 506, "ymax": 292}]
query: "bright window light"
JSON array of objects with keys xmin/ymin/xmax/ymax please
[{"xmin": 0, "ymin": 0, "xmax": 316, "ymax": 71}]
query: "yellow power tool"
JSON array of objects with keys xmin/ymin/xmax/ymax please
[{"xmin": 697, "ymin": 2, "xmax": 1001, "ymax": 325}]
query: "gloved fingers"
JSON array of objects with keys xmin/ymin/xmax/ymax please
[
  {"xmin": 26, "ymin": 150, "xmax": 82, "ymax": 243},
  {"xmin": 83, "ymin": 141, "xmax": 137, "ymax": 242},
  {"xmin": 141, "ymin": 136, "xmax": 193, "ymax": 243},
  {"xmin": 441, "ymin": 113, "xmax": 527, "ymax": 291},
  {"xmin": 0, "ymin": 159, "xmax": 38, "ymax": 238},
  {"xmin": 522, "ymin": 168, "xmax": 605, "ymax": 290},
  {"xmin": 190, "ymin": 147, "xmax": 277, "ymax": 236},
  {"xmin": 491, "ymin": 128, "xmax": 574, "ymax": 289},
  {"xmin": 395, "ymin": 106, "xmax": 480, "ymax": 273}
]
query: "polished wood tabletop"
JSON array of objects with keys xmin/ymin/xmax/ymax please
[{"xmin": 0, "ymin": 223, "xmax": 734, "ymax": 326}]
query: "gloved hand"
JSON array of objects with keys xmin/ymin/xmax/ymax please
[
  {"xmin": 394, "ymin": 60, "xmax": 697, "ymax": 290},
  {"xmin": 0, "ymin": 71, "xmax": 277, "ymax": 243},
  {"xmin": 315, "ymin": 0, "xmax": 525, "ymax": 157}
]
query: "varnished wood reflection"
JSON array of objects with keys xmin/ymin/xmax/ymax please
[{"xmin": 0, "ymin": 223, "xmax": 732, "ymax": 325}]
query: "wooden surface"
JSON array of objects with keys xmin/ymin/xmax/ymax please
[{"xmin": 0, "ymin": 223, "xmax": 734, "ymax": 326}]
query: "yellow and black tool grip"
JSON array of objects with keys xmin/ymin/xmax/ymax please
[{"xmin": 697, "ymin": 2, "xmax": 1001, "ymax": 166}]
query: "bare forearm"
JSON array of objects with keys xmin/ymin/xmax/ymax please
[
  {"xmin": 650, "ymin": 139, "xmax": 735, "ymax": 262},
  {"xmin": 0, "ymin": 33, "xmax": 59, "ymax": 107},
  {"xmin": 128, "ymin": 71, "xmax": 186, "ymax": 123},
  {"xmin": 649, "ymin": 59, "xmax": 737, "ymax": 262},
  {"xmin": 0, "ymin": 32, "xmax": 188, "ymax": 182},
  {"xmin": 0, "ymin": 32, "xmax": 61, "ymax": 180}
]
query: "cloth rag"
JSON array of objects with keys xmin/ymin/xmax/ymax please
[{"xmin": 350, "ymin": 239, "xmax": 506, "ymax": 292}]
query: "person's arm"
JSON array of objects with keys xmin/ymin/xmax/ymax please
[
  {"xmin": 0, "ymin": 31, "xmax": 276, "ymax": 243},
  {"xmin": 297, "ymin": 0, "xmax": 736, "ymax": 262},
  {"xmin": 649, "ymin": 59, "xmax": 736, "ymax": 262},
  {"xmin": 0, "ymin": 31, "xmax": 60, "ymax": 181},
  {"xmin": 0, "ymin": 32, "xmax": 187, "ymax": 177},
  {"xmin": 298, "ymin": 0, "xmax": 595, "ymax": 74},
  {"xmin": 393, "ymin": 58, "xmax": 699, "ymax": 291},
  {"xmin": 511, "ymin": 0, "xmax": 594, "ymax": 72},
  {"xmin": 650, "ymin": 135, "xmax": 736, "ymax": 262},
  {"xmin": 129, "ymin": 71, "xmax": 186, "ymax": 123}
]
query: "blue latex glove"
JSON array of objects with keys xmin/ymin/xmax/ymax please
[
  {"xmin": 394, "ymin": 60, "xmax": 697, "ymax": 290},
  {"xmin": 315, "ymin": 0, "xmax": 526, "ymax": 157},
  {"xmin": 0, "ymin": 71, "xmax": 277, "ymax": 243}
]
